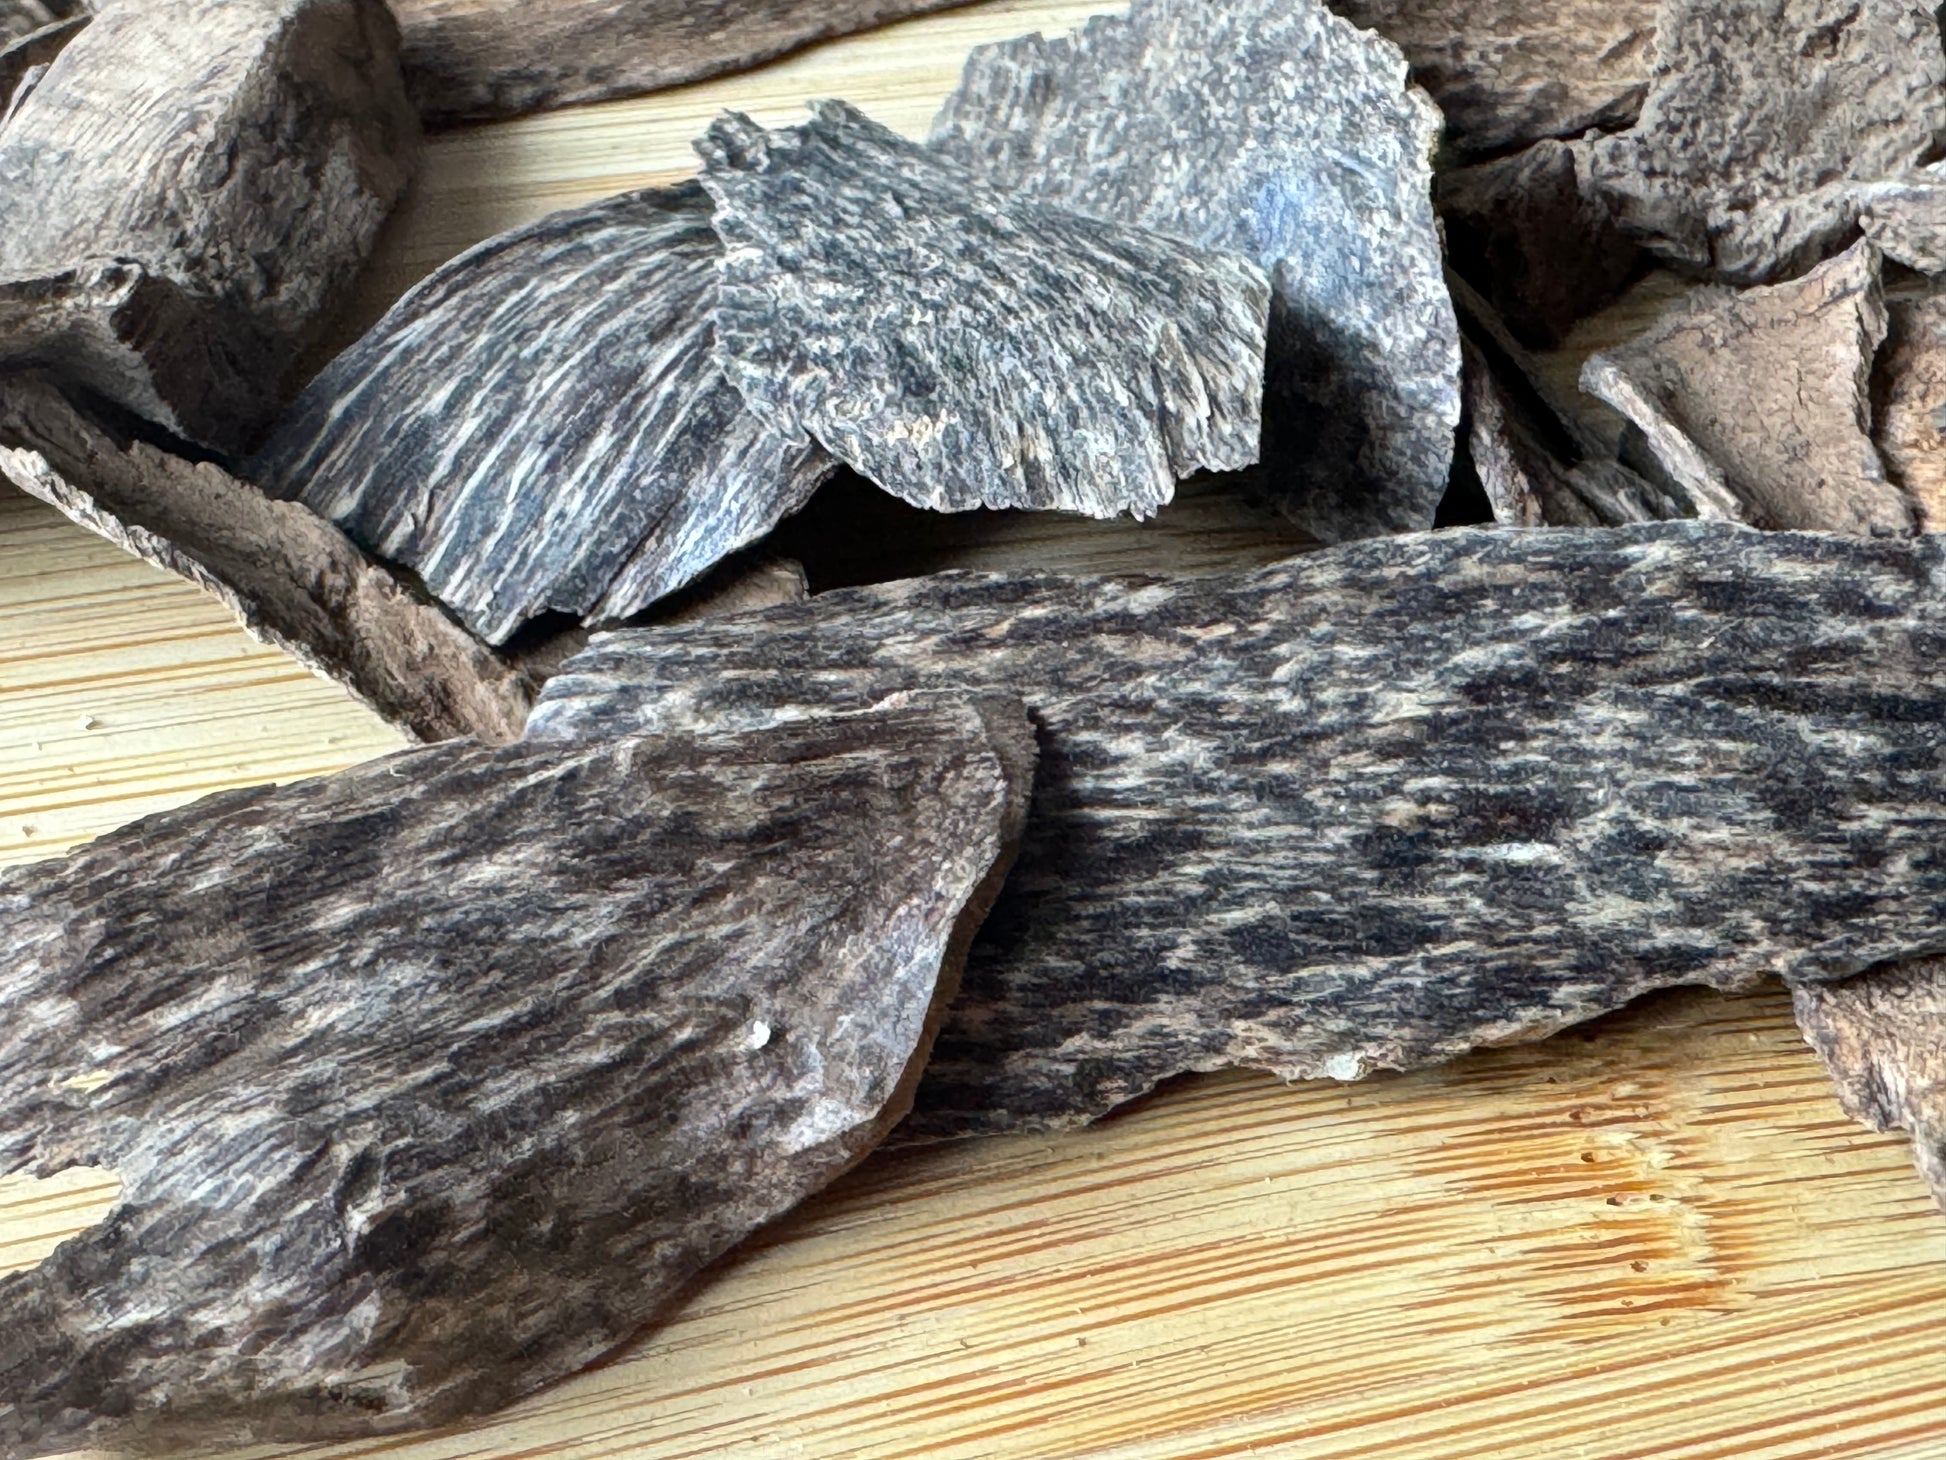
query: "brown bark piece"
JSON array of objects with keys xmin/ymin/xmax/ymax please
[
  {"xmin": 0, "ymin": 0, "xmax": 416, "ymax": 453},
  {"xmin": 1580, "ymin": 242, "xmax": 1913, "ymax": 533},
  {"xmin": 392, "ymin": 0, "xmax": 975, "ymax": 126},
  {"xmin": 1329, "ymin": 0, "xmax": 1657, "ymax": 155},
  {"xmin": 0, "ymin": 375, "xmax": 530, "ymax": 743},
  {"xmin": 1578, "ymin": 0, "xmax": 1946, "ymax": 283},
  {"xmin": 1876, "ymin": 286, "xmax": 1946, "ymax": 532},
  {"xmin": 1795, "ymin": 960, "xmax": 1946, "ymax": 1213},
  {"xmin": 0, "ymin": 701, "xmax": 1033, "ymax": 1453}
]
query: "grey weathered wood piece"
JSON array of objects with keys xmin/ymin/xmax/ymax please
[
  {"xmin": 699, "ymin": 102, "xmax": 1269, "ymax": 519},
  {"xmin": 1328, "ymin": 0, "xmax": 1657, "ymax": 155},
  {"xmin": 0, "ymin": 701, "xmax": 1033, "ymax": 1453},
  {"xmin": 0, "ymin": 0, "xmax": 416, "ymax": 453},
  {"xmin": 1877, "ymin": 284, "xmax": 1946, "ymax": 534},
  {"xmin": 531, "ymin": 523, "xmax": 1946, "ymax": 1137},
  {"xmin": 392, "ymin": 0, "xmax": 976, "ymax": 125},
  {"xmin": 1795, "ymin": 960, "xmax": 1946, "ymax": 1214},
  {"xmin": 1577, "ymin": 0, "xmax": 1946, "ymax": 283},
  {"xmin": 1860, "ymin": 164, "xmax": 1946, "ymax": 276},
  {"xmin": 0, "ymin": 375, "xmax": 531, "ymax": 743},
  {"xmin": 251, "ymin": 182, "xmax": 831, "ymax": 645},
  {"xmin": 929, "ymin": 0, "xmax": 1459, "ymax": 544},
  {"xmin": 1581, "ymin": 242, "xmax": 1912, "ymax": 534}
]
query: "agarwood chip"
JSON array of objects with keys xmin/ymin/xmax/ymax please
[
  {"xmin": 1580, "ymin": 242, "xmax": 1913, "ymax": 533},
  {"xmin": 0, "ymin": 0, "xmax": 416, "ymax": 453},
  {"xmin": 0, "ymin": 701, "xmax": 1033, "ymax": 1453},
  {"xmin": 531, "ymin": 523, "xmax": 1946, "ymax": 1137},
  {"xmin": 392, "ymin": 0, "xmax": 975, "ymax": 125},
  {"xmin": 1859, "ymin": 164, "xmax": 1946, "ymax": 276},
  {"xmin": 252, "ymin": 182, "xmax": 832, "ymax": 645},
  {"xmin": 1578, "ymin": 0, "xmax": 1946, "ymax": 283},
  {"xmin": 1462, "ymin": 339, "xmax": 1633, "ymax": 527},
  {"xmin": 1327, "ymin": 0, "xmax": 1656, "ymax": 154},
  {"xmin": 0, "ymin": 375, "xmax": 530, "ymax": 743},
  {"xmin": 928, "ymin": 0, "xmax": 1459, "ymax": 543},
  {"xmin": 0, "ymin": 8, "xmax": 81, "ymax": 110},
  {"xmin": 1795, "ymin": 961, "xmax": 1946, "ymax": 1213},
  {"xmin": 698, "ymin": 101, "xmax": 1269, "ymax": 519},
  {"xmin": 1876, "ymin": 286, "xmax": 1946, "ymax": 533}
]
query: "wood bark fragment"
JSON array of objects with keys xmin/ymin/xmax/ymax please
[
  {"xmin": 391, "ymin": 0, "xmax": 975, "ymax": 126},
  {"xmin": 0, "ymin": 375, "xmax": 530, "ymax": 743},
  {"xmin": 0, "ymin": 701, "xmax": 1033, "ymax": 1453},
  {"xmin": 929, "ymin": 0, "xmax": 1460, "ymax": 543},
  {"xmin": 0, "ymin": 0, "xmax": 416, "ymax": 454},
  {"xmin": 699, "ymin": 102, "xmax": 1270, "ymax": 519},
  {"xmin": 1875, "ymin": 286, "xmax": 1946, "ymax": 533},
  {"xmin": 1327, "ymin": 0, "xmax": 1655, "ymax": 155},
  {"xmin": 1580, "ymin": 242, "xmax": 1913, "ymax": 533},
  {"xmin": 252, "ymin": 182, "xmax": 831, "ymax": 645},
  {"xmin": 1795, "ymin": 961, "xmax": 1946, "ymax": 1213},
  {"xmin": 531, "ymin": 523, "xmax": 1946, "ymax": 1137},
  {"xmin": 1577, "ymin": 0, "xmax": 1946, "ymax": 283}
]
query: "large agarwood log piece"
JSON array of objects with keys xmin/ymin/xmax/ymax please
[
  {"xmin": 930, "ymin": 0, "xmax": 1460, "ymax": 545},
  {"xmin": 0, "ymin": 0, "xmax": 416, "ymax": 453},
  {"xmin": 251, "ymin": 183, "xmax": 833, "ymax": 645},
  {"xmin": 0, "ymin": 701, "xmax": 1032, "ymax": 1454},
  {"xmin": 0, "ymin": 375, "xmax": 530, "ymax": 743},
  {"xmin": 532, "ymin": 523, "xmax": 1946, "ymax": 1137}
]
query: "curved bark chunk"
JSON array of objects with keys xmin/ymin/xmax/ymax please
[
  {"xmin": 0, "ymin": 0, "xmax": 415, "ymax": 453},
  {"xmin": 698, "ymin": 102, "xmax": 1269, "ymax": 519},
  {"xmin": 1795, "ymin": 961, "xmax": 1946, "ymax": 1213},
  {"xmin": 1328, "ymin": 0, "xmax": 1656, "ymax": 155},
  {"xmin": 0, "ymin": 702, "xmax": 1033, "ymax": 1453},
  {"xmin": 0, "ymin": 375, "xmax": 530, "ymax": 743},
  {"xmin": 531, "ymin": 523, "xmax": 1946, "ymax": 1137},
  {"xmin": 1877, "ymin": 286, "xmax": 1946, "ymax": 533},
  {"xmin": 252, "ymin": 183, "xmax": 831, "ymax": 646},
  {"xmin": 929, "ymin": 0, "xmax": 1459, "ymax": 543},
  {"xmin": 1580, "ymin": 242, "xmax": 1911, "ymax": 533},
  {"xmin": 1578, "ymin": 0, "xmax": 1946, "ymax": 283}
]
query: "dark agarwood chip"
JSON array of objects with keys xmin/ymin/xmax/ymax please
[
  {"xmin": 1876, "ymin": 285, "xmax": 1946, "ymax": 533},
  {"xmin": 697, "ymin": 102, "xmax": 1269, "ymax": 519},
  {"xmin": 928, "ymin": 0, "xmax": 1460, "ymax": 544},
  {"xmin": 1795, "ymin": 961, "xmax": 1946, "ymax": 1214},
  {"xmin": 531, "ymin": 523, "xmax": 1946, "ymax": 1137},
  {"xmin": 0, "ymin": 375, "xmax": 531, "ymax": 743},
  {"xmin": 0, "ymin": 701, "xmax": 1034, "ymax": 1454},
  {"xmin": 251, "ymin": 182, "xmax": 832, "ymax": 646},
  {"xmin": 0, "ymin": 0, "xmax": 416, "ymax": 454},
  {"xmin": 1327, "ymin": 0, "xmax": 1656, "ymax": 155},
  {"xmin": 1577, "ymin": 0, "xmax": 1946, "ymax": 283},
  {"xmin": 393, "ymin": 0, "xmax": 975, "ymax": 125},
  {"xmin": 1580, "ymin": 242, "xmax": 1913, "ymax": 533}
]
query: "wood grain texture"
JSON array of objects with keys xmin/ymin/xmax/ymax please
[{"xmin": 3, "ymin": 6, "xmax": 1944, "ymax": 1455}]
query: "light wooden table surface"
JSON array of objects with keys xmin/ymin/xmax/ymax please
[{"xmin": 3, "ymin": 4, "xmax": 1944, "ymax": 1456}]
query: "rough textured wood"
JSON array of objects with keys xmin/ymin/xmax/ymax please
[
  {"xmin": 1327, "ymin": 0, "xmax": 1656, "ymax": 155},
  {"xmin": 1860, "ymin": 163, "xmax": 1946, "ymax": 276},
  {"xmin": 700, "ymin": 102, "xmax": 1269, "ymax": 518},
  {"xmin": 1876, "ymin": 285, "xmax": 1946, "ymax": 534},
  {"xmin": 253, "ymin": 182, "xmax": 832, "ymax": 645},
  {"xmin": 930, "ymin": 0, "xmax": 1459, "ymax": 544},
  {"xmin": 0, "ymin": 9, "xmax": 82, "ymax": 110},
  {"xmin": 0, "ymin": 0, "xmax": 416, "ymax": 454},
  {"xmin": 393, "ymin": 0, "xmax": 978, "ymax": 124},
  {"xmin": 1797, "ymin": 962, "xmax": 1946, "ymax": 1213},
  {"xmin": 1581, "ymin": 243, "xmax": 1911, "ymax": 533},
  {"xmin": 0, "ymin": 376, "xmax": 530, "ymax": 744},
  {"xmin": 1578, "ymin": 0, "xmax": 1946, "ymax": 283},
  {"xmin": 1462, "ymin": 341, "xmax": 1600, "ymax": 527},
  {"xmin": 0, "ymin": 701, "xmax": 1032, "ymax": 1454},
  {"xmin": 534, "ymin": 523, "xmax": 1946, "ymax": 1136}
]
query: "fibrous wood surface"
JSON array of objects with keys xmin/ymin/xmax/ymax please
[
  {"xmin": 252, "ymin": 182, "xmax": 832, "ymax": 645},
  {"xmin": 1860, "ymin": 164, "xmax": 1946, "ymax": 276},
  {"xmin": 699, "ymin": 102, "xmax": 1269, "ymax": 518},
  {"xmin": 532, "ymin": 523, "xmax": 1946, "ymax": 1137},
  {"xmin": 1796, "ymin": 962, "xmax": 1946, "ymax": 1213},
  {"xmin": 1578, "ymin": 0, "xmax": 1946, "ymax": 283},
  {"xmin": 392, "ymin": 0, "xmax": 974, "ymax": 124},
  {"xmin": 929, "ymin": 0, "xmax": 1459, "ymax": 543},
  {"xmin": 1876, "ymin": 286, "xmax": 1946, "ymax": 533},
  {"xmin": 0, "ymin": 700, "xmax": 1032, "ymax": 1454},
  {"xmin": 1328, "ymin": 0, "xmax": 1657, "ymax": 155},
  {"xmin": 1581, "ymin": 243, "xmax": 1911, "ymax": 533},
  {"xmin": 0, "ymin": 375, "xmax": 529, "ymax": 743}
]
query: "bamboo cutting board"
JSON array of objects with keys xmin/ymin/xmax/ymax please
[{"xmin": 2, "ymin": 4, "xmax": 1944, "ymax": 1456}]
